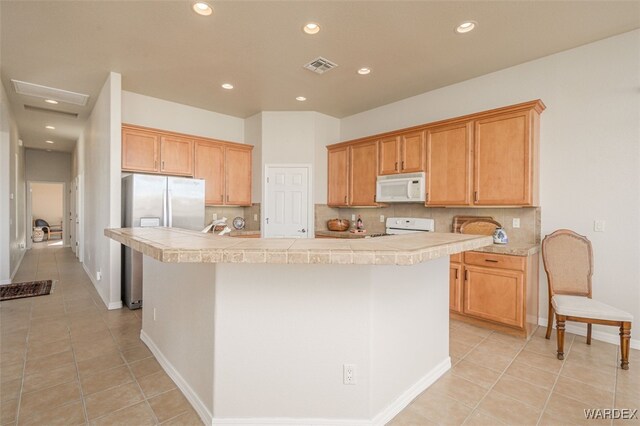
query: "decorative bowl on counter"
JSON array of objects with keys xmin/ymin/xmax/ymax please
[{"xmin": 327, "ymin": 218, "xmax": 350, "ymax": 232}]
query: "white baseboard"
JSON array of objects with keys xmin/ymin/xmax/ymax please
[
  {"xmin": 371, "ymin": 357, "xmax": 451, "ymax": 426},
  {"xmin": 140, "ymin": 330, "xmax": 213, "ymax": 426},
  {"xmin": 210, "ymin": 358, "xmax": 451, "ymax": 426},
  {"xmin": 82, "ymin": 263, "xmax": 121, "ymax": 310},
  {"xmin": 10, "ymin": 249, "xmax": 26, "ymax": 281},
  {"xmin": 0, "ymin": 279, "xmax": 11, "ymax": 285},
  {"xmin": 539, "ymin": 317, "xmax": 640, "ymax": 350}
]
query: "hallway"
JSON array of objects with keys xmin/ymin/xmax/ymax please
[{"xmin": 0, "ymin": 247, "xmax": 203, "ymax": 425}]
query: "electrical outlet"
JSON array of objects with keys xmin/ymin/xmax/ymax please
[
  {"xmin": 343, "ymin": 364, "xmax": 356, "ymax": 385},
  {"xmin": 212, "ymin": 213, "xmax": 218, "ymax": 221},
  {"xmin": 379, "ymin": 215, "xmax": 385, "ymax": 223},
  {"xmin": 512, "ymin": 218, "xmax": 520, "ymax": 228},
  {"xmin": 153, "ymin": 308, "xmax": 157, "ymax": 321},
  {"xmin": 254, "ymin": 214, "xmax": 258, "ymax": 221},
  {"xmin": 351, "ymin": 214, "xmax": 356, "ymax": 221},
  {"xmin": 594, "ymin": 220, "xmax": 606, "ymax": 232}
]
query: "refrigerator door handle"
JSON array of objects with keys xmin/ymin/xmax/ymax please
[
  {"xmin": 162, "ymin": 189, "xmax": 168, "ymax": 227},
  {"xmin": 167, "ymin": 190, "xmax": 173, "ymax": 227}
]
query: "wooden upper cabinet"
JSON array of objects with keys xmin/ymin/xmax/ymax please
[
  {"xmin": 379, "ymin": 132, "xmax": 425, "ymax": 175},
  {"xmin": 160, "ymin": 135, "xmax": 194, "ymax": 176},
  {"xmin": 122, "ymin": 127, "xmax": 160, "ymax": 173},
  {"xmin": 378, "ymin": 136, "xmax": 400, "ymax": 175},
  {"xmin": 350, "ymin": 141, "xmax": 379, "ymax": 206},
  {"xmin": 225, "ymin": 146, "xmax": 252, "ymax": 206},
  {"xmin": 474, "ymin": 110, "xmax": 535, "ymax": 206},
  {"xmin": 327, "ymin": 146, "xmax": 349, "ymax": 207},
  {"xmin": 399, "ymin": 131, "xmax": 425, "ymax": 173},
  {"xmin": 194, "ymin": 140, "xmax": 225, "ymax": 205},
  {"xmin": 426, "ymin": 122, "xmax": 472, "ymax": 206}
]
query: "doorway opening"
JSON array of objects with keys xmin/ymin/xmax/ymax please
[{"xmin": 27, "ymin": 182, "xmax": 66, "ymax": 249}]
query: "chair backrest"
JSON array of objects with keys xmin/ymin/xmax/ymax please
[
  {"xmin": 542, "ymin": 229, "xmax": 592, "ymax": 297},
  {"xmin": 34, "ymin": 219, "xmax": 50, "ymax": 228}
]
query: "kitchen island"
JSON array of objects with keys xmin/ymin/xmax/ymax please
[{"xmin": 105, "ymin": 227, "xmax": 492, "ymax": 425}]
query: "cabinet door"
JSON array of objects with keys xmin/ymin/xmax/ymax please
[
  {"xmin": 474, "ymin": 111, "xmax": 532, "ymax": 205},
  {"xmin": 378, "ymin": 136, "xmax": 400, "ymax": 175},
  {"xmin": 426, "ymin": 122, "xmax": 472, "ymax": 206},
  {"xmin": 160, "ymin": 135, "xmax": 194, "ymax": 176},
  {"xmin": 194, "ymin": 141, "xmax": 225, "ymax": 205},
  {"xmin": 327, "ymin": 147, "xmax": 349, "ymax": 207},
  {"xmin": 122, "ymin": 128, "xmax": 160, "ymax": 173},
  {"xmin": 225, "ymin": 146, "xmax": 252, "ymax": 206},
  {"xmin": 463, "ymin": 265, "xmax": 524, "ymax": 328},
  {"xmin": 350, "ymin": 141, "xmax": 378, "ymax": 206},
  {"xmin": 449, "ymin": 262, "xmax": 463, "ymax": 313},
  {"xmin": 400, "ymin": 131, "xmax": 425, "ymax": 173}
]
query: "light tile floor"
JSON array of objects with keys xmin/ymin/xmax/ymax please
[
  {"xmin": 390, "ymin": 321, "xmax": 639, "ymax": 425},
  {"xmin": 0, "ymin": 246, "xmax": 203, "ymax": 425},
  {"xmin": 2, "ymin": 246, "xmax": 638, "ymax": 425}
]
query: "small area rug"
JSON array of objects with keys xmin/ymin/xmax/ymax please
[{"xmin": 0, "ymin": 280, "xmax": 53, "ymax": 301}]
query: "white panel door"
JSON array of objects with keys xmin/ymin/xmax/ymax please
[{"xmin": 264, "ymin": 167, "xmax": 309, "ymax": 238}]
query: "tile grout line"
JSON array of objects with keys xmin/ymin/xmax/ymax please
[
  {"xmin": 458, "ymin": 329, "xmax": 535, "ymax": 425},
  {"xmin": 534, "ymin": 332, "xmax": 575, "ymax": 425}
]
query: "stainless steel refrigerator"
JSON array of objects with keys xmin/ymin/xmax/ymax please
[{"xmin": 121, "ymin": 174, "xmax": 205, "ymax": 309}]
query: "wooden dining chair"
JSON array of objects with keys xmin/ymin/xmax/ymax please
[{"xmin": 542, "ymin": 229, "xmax": 633, "ymax": 369}]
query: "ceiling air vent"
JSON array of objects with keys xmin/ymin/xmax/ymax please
[
  {"xmin": 303, "ymin": 57, "xmax": 338, "ymax": 74},
  {"xmin": 12, "ymin": 79, "xmax": 90, "ymax": 106},
  {"xmin": 24, "ymin": 105, "xmax": 79, "ymax": 118}
]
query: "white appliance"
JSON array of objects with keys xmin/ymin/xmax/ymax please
[
  {"xmin": 376, "ymin": 172, "xmax": 426, "ymax": 203},
  {"xmin": 385, "ymin": 217, "xmax": 435, "ymax": 234},
  {"xmin": 121, "ymin": 174, "xmax": 205, "ymax": 309}
]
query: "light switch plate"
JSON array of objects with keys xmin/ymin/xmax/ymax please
[
  {"xmin": 594, "ymin": 220, "xmax": 606, "ymax": 232},
  {"xmin": 512, "ymin": 218, "xmax": 520, "ymax": 228},
  {"xmin": 379, "ymin": 215, "xmax": 385, "ymax": 223}
]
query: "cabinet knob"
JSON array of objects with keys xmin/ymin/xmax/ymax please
[
  {"xmin": 395, "ymin": 162, "xmax": 398, "ymax": 171},
  {"xmin": 401, "ymin": 161, "xmax": 405, "ymax": 170},
  {"xmin": 344, "ymin": 195, "xmax": 347, "ymax": 203}
]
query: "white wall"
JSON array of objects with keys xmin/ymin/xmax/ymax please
[
  {"xmin": 121, "ymin": 91, "xmax": 244, "ymax": 143},
  {"xmin": 1, "ymin": 82, "xmax": 26, "ymax": 284},
  {"xmin": 25, "ymin": 149, "xmax": 71, "ymax": 182},
  {"xmin": 340, "ymin": 30, "xmax": 640, "ymax": 340},
  {"xmin": 244, "ymin": 113, "xmax": 262, "ymax": 204},
  {"xmin": 31, "ymin": 183, "xmax": 64, "ymax": 225},
  {"xmin": 77, "ymin": 72, "xmax": 122, "ymax": 309},
  {"xmin": 259, "ymin": 111, "xmax": 340, "ymax": 204}
]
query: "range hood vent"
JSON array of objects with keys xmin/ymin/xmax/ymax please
[
  {"xmin": 303, "ymin": 57, "xmax": 338, "ymax": 74},
  {"xmin": 24, "ymin": 104, "xmax": 79, "ymax": 118},
  {"xmin": 12, "ymin": 79, "xmax": 89, "ymax": 106}
]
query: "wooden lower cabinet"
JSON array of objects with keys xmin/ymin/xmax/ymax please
[
  {"xmin": 449, "ymin": 260, "xmax": 463, "ymax": 313},
  {"xmin": 451, "ymin": 251, "xmax": 538, "ymax": 337}
]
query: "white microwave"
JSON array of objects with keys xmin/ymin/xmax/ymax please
[{"xmin": 376, "ymin": 172, "xmax": 426, "ymax": 203}]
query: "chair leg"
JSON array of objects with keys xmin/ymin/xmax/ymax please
[
  {"xmin": 545, "ymin": 302, "xmax": 554, "ymax": 339},
  {"xmin": 620, "ymin": 322, "xmax": 631, "ymax": 370},
  {"xmin": 556, "ymin": 315, "xmax": 566, "ymax": 360},
  {"xmin": 587, "ymin": 323, "xmax": 592, "ymax": 345}
]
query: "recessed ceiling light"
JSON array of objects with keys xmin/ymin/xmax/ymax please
[
  {"xmin": 455, "ymin": 21, "xmax": 477, "ymax": 34},
  {"xmin": 192, "ymin": 2, "xmax": 212, "ymax": 16},
  {"xmin": 45, "ymin": 140, "xmax": 54, "ymax": 144},
  {"xmin": 303, "ymin": 22, "xmax": 320, "ymax": 35},
  {"xmin": 45, "ymin": 99, "xmax": 59, "ymax": 104},
  {"xmin": 296, "ymin": 96, "xmax": 307, "ymax": 101},
  {"xmin": 357, "ymin": 67, "xmax": 371, "ymax": 75},
  {"xmin": 45, "ymin": 125, "xmax": 56, "ymax": 130},
  {"xmin": 221, "ymin": 83, "xmax": 234, "ymax": 90}
]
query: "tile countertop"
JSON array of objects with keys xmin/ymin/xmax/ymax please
[
  {"xmin": 472, "ymin": 242, "xmax": 540, "ymax": 256},
  {"xmin": 105, "ymin": 227, "xmax": 493, "ymax": 265},
  {"xmin": 315, "ymin": 230, "xmax": 368, "ymax": 239}
]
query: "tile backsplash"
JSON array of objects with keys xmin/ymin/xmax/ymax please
[
  {"xmin": 207, "ymin": 203, "xmax": 540, "ymax": 243},
  {"xmin": 317, "ymin": 204, "xmax": 541, "ymax": 244}
]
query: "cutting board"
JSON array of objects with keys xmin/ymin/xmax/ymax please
[{"xmin": 452, "ymin": 215, "xmax": 496, "ymax": 233}]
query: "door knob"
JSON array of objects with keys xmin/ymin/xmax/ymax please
[{"xmin": 298, "ymin": 228, "xmax": 306, "ymax": 233}]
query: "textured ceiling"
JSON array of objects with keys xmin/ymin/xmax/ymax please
[{"xmin": 1, "ymin": 1, "xmax": 639, "ymax": 152}]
